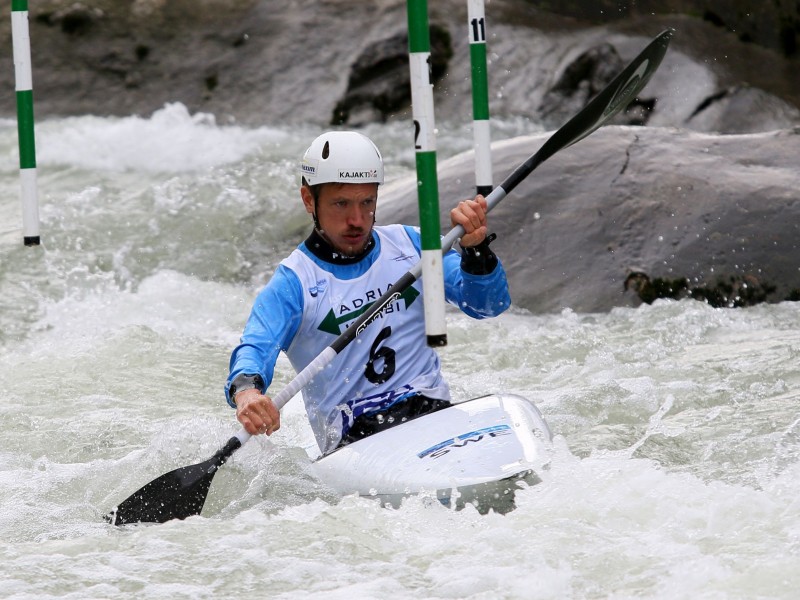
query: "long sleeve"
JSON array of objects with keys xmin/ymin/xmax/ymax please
[
  {"xmin": 225, "ymin": 265, "xmax": 304, "ymax": 407},
  {"xmin": 402, "ymin": 225, "xmax": 511, "ymax": 319}
]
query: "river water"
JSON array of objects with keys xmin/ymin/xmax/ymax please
[{"xmin": 1, "ymin": 104, "xmax": 799, "ymax": 599}]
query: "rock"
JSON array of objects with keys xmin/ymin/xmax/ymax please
[
  {"xmin": 42, "ymin": 3, "xmax": 105, "ymax": 36},
  {"xmin": 0, "ymin": 1, "xmax": 798, "ymax": 133},
  {"xmin": 330, "ymin": 24, "xmax": 453, "ymax": 126},
  {"xmin": 623, "ymin": 271, "xmax": 779, "ymax": 308},
  {"xmin": 686, "ymin": 85, "xmax": 800, "ymax": 134},
  {"xmin": 528, "ymin": 0, "xmax": 800, "ymax": 59},
  {"xmin": 537, "ymin": 42, "xmax": 625, "ymax": 128},
  {"xmin": 377, "ymin": 126, "xmax": 800, "ymax": 313}
]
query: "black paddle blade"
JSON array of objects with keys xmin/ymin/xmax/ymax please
[
  {"xmin": 500, "ymin": 28, "xmax": 674, "ymax": 195},
  {"xmin": 105, "ymin": 460, "xmax": 216, "ymax": 525},
  {"xmin": 106, "ymin": 435, "xmax": 242, "ymax": 526},
  {"xmin": 535, "ymin": 28, "xmax": 674, "ymax": 166}
]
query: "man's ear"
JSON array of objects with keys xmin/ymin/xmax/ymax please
[{"xmin": 300, "ymin": 185, "xmax": 315, "ymax": 215}]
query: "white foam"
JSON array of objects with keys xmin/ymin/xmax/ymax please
[{"xmin": 35, "ymin": 103, "xmax": 290, "ymax": 173}]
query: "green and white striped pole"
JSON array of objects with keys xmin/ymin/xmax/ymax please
[
  {"xmin": 11, "ymin": 0, "xmax": 41, "ymax": 246},
  {"xmin": 468, "ymin": 0, "xmax": 493, "ymax": 196},
  {"xmin": 407, "ymin": 0, "xmax": 446, "ymax": 347}
]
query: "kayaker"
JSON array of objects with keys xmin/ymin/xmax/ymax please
[{"xmin": 225, "ymin": 130, "xmax": 511, "ymax": 454}]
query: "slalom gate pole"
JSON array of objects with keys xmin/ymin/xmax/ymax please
[
  {"xmin": 467, "ymin": 0, "xmax": 493, "ymax": 196},
  {"xmin": 11, "ymin": 0, "xmax": 41, "ymax": 246},
  {"xmin": 407, "ymin": 0, "xmax": 447, "ymax": 347}
]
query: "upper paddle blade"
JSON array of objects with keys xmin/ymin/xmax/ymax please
[
  {"xmin": 535, "ymin": 28, "xmax": 674, "ymax": 165},
  {"xmin": 498, "ymin": 29, "xmax": 674, "ymax": 196},
  {"xmin": 106, "ymin": 435, "xmax": 242, "ymax": 525}
]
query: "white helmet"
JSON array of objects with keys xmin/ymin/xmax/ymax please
[{"xmin": 300, "ymin": 131, "xmax": 384, "ymax": 186}]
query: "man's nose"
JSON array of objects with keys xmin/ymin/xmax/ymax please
[{"xmin": 346, "ymin": 204, "xmax": 367, "ymax": 227}]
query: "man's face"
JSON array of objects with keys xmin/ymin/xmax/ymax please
[{"xmin": 302, "ymin": 182, "xmax": 378, "ymax": 256}]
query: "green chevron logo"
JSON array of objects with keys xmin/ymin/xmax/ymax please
[{"xmin": 317, "ymin": 286, "xmax": 420, "ymax": 335}]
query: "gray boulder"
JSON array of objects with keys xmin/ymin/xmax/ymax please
[{"xmin": 378, "ymin": 125, "xmax": 800, "ymax": 313}]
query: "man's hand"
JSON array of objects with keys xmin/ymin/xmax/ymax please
[
  {"xmin": 235, "ymin": 389, "xmax": 281, "ymax": 436},
  {"xmin": 450, "ymin": 195, "xmax": 488, "ymax": 248}
]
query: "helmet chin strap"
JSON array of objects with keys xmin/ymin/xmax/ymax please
[
  {"xmin": 311, "ymin": 207, "xmax": 334, "ymax": 249},
  {"xmin": 311, "ymin": 203, "xmax": 323, "ymax": 232},
  {"xmin": 310, "ymin": 192, "xmax": 326, "ymax": 237}
]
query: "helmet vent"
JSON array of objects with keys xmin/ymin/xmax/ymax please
[{"xmin": 322, "ymin": 141, "xmax": 330, "ymax": 159}]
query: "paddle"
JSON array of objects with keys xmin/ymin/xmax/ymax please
[{"xmin": 106, "ymin": 28, "xmax": 674, "ymax": 526}]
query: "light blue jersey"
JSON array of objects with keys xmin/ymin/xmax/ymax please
[{"xmin": 227, "ymin": 224, "xmax": 510, "ymax": 453}]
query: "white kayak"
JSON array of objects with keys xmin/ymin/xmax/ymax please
[{"xmin": 308, "ymin": 393, "xmax": 553, "ymax": 514}]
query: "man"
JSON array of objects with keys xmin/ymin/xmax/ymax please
[{"xmin": 226, "ymin": 130, "xmax": 510, "ymax": 454}]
